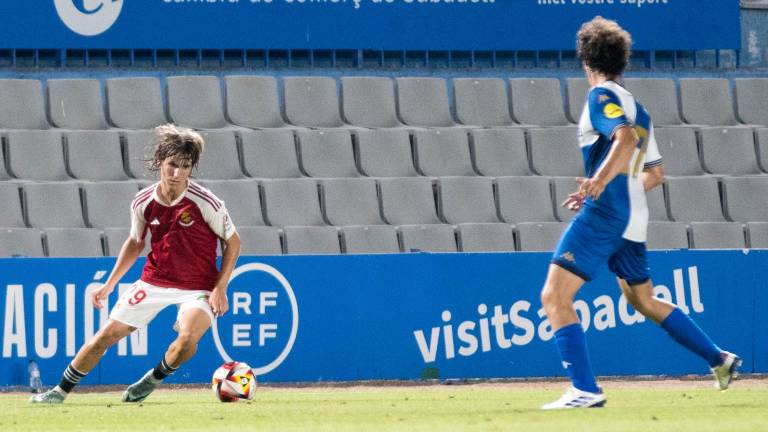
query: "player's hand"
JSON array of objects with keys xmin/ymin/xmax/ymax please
[
  {"xmin": 209, "ymin": 287, "xmax": 229, "ymax": 317},
  {"xmin": 561, "ymin": 191, "xmax": 585, "ymax": 212},
  {"xmin": 90, "ymin": 284, "xmax": 114, "ymax": 309},
  {"xmin": 578, "ymin": 177, "xmax": 607, "ymax": 201}
]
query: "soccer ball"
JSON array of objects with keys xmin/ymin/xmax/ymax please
[{"xmin": 211, "ymin": 361, "xmax": 257, "ymax": 402}]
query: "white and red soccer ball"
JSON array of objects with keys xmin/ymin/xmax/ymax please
[{"xmin": 211, "ymin": 361, "xmax": 257, "ymax": 402}]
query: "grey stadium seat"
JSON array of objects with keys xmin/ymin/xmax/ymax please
[
  {"xmin": 413, "ymin": 128, "xmax": 475, "ymax": 177},
  {"xmin": 680, "ymin": 78, "xmax": 738, "ymax": 126},
  {"xmin": 497, "ymin": 176, "xmax": 556, "ymax": 223},
  {"xmin": 225, "ymin": 75, "xmax": 287, "ymax": 128},
  {"xmin": 66, "ymin": 130, "xmax": 129, "ymax": 181},
  {"xmin": 195, "ymin": 130, "xmax": 244, "ymax": 180},
  {"xmin": 624, "ymin": 78, "xmax": 683, "ymax": 126},
  {"xmin": 647, "ymin": 222, "xmax": 689, "ymax": 250},
  {"xmin": 0, "ymin": 79, "xmax": 49, "ymax": 129},
  {"xmin": 106, "ymin": 77, "xmax": 167, "ymax": 129},
  {"xmin": 296, "ymin": 129, "xmax": 359, "ymax": 178},
  {"xmin": 321, "ymin": 178, "xmax": 383, "ymax": 226},
  {"xmin": 23, "ymin": 182, "xmax": 85, "ymax": 228},
  {"xmin": 0, "ymin": 143, "xmax": 9, "ymax": 181},
  {"xmin": 167, "ymin": 75, "xmax": 228, "ymax": 129},
  {"xmin": 509, "ymin": 78, "xmax": 570, "ymax": 126},
  {"xmin": 0, "ymin": 228, "xmax": 44, "ymax": 257},
  {"xmin": 735, "ymin": 78, "xmax": 768, "ymax": 126},
  {"xmin": 723, "ymin": 176, "xmax": 768, "ymax": 222},
  {"xmin": 396, "ymin": 77, "xmax": 455, "ymax": 127},
  {"xmin": 0, "ymin": 183, "xmax": 25, "ymax": 227},
  {"xmin": 123, "ymin": 130, "xmax": 156, "ymax": 181},
  {"xmin": 82, "ymin": 181, "xmax": 142, "ymax": 228},
  {"xmin": 341, "ymin": 76, "xmax": 403, "ymax": 128},
  {"xmin": 471, "ymin": 128, "xmax": 532, "ymax": 177},
  {"xmin": 551, "ymin": 177, "xmax": 580, "ymax": 223},
  {"xmin": 690, "ymin": 222, "xmax": 745, "ymax": 249},
  {"xmin": 261, "ymin": 178, "xmax": 324, "ymax": 226},
  {"xmin": 379, "ymin": 177, "xmax": 440, "ymax": 225},
  {"xmin": 241, "ymin": 129, "xmax": 302, "ymax": 178},
  {"xmin": 355, "ymin": 129, "xmax": 418, "ymax": 177},
  {"xmin": 45, "ymin": 228, "xmax": 104, "ymax": 257},
  {"xmin": 284, "ymin": 76, "xmax": 344, "ymax": 128},
  {"xmin": 529, "ymin": 127, "xmax": 585, "ymax": 176},
  {"xmin": 48, "ymin": 79, "xmax": 108, "ymax": 129},
  {"xmin": 235, "ymin": 226, "xmax": 283, "ymax": 255},
  {"xmin": 747, "ymin": 222, "xmax": 768, "ymax": 248},
  {"xmin": 699, "ymin": 127, "xmax": 761, "ymax": 175},
  {"xmin": 516, "ymin": 222, "xmax": 567, "ymax": 252},
  {"xmin": 103, "ymin": 227, "xmax": 150, "ymax": 257},
  {"xmin": 283, "ymin": 225, "xmax": 340, "ymax": 255},
  {"xmin": 399, "ymin": 224, "xmax": 457, "ymax": 253},
  {"xmin": 199, "ymin": 179, "xmax": 266, "ymax": 226},
  {"xmin": 6, "ymin": 130, "xmax": 69, "ymax": 181},
  {"xmin": 566, "ymin": 77, "xmax": 590, "ymax": 124},
  {"xmin": 457, "ymin": 223, "xmax": 515, "ymax": 252},
  {"xmin": 647, "ymin": 185, "xmax": 671, "ymax": 221},
  {"xmin": 666, "ymin": 176, "xmax": 725, "ymax": 222},
  {"xmin": 653, "ymin": 127, "xmax": 704, "ymax": 176},
  {"xmin": 341, "ymin": 225, "xmax": 400, "ymax": 254},
  {"xmin": 438, "ymin": 176, "xmax": 499, "ymax": 224},
  {"xmin": 453, "ymin": 78, "xmax": 514, "ymax": 127},
  {"xmin": 758, "ymin": 128, "xmax": 768, "ymax": 172}
]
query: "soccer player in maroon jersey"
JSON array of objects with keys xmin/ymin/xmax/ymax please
[{"xmin": 31, "ymin": 124, "xmax": 241, "ymax": 404}]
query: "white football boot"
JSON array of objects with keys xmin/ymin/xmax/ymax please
[
  {"xmin": 541, "ymin": 386, "xmax": 606, "ymax": 410},
  {"xmin": 711, "ymin": 351, "xmax": 742, "ymax": 391},
  {"xmin": 122, "ymin": 369, "xmax": 159, "ymax": 403},
  {"xmin": 29, "ymin": 387, "xmax": 66, "ymax": 404}
]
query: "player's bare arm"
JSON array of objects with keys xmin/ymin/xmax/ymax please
[
  {"xmin": 578, "ymin": 125, "xmax": 639, "ymax": 200},
  {"xmin": 91, "ymin": 237, "xmax": 146, "ymax": 309},
  {"xmin": 209, "ymin": 232, "xmax": 241, "ymax": 317},
  {"xmin": 641, "ymin": 164, "xmax": 665, "ymax": 192}
]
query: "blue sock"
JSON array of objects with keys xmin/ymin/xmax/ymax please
[
  {"xmin": 554, "ymin": 323, "xmax": 600, "ymax": 393},
  {"xmin": 660, "ymin": 308, "xmax": 722, "ymax": 367}
]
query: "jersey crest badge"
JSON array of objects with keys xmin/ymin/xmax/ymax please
[
  {"xmin": 179, "ymin": 211, "xmax": 195, "ymax": 227},
  {"xmin": 603, "ymin": 102, "xmax": 625, "ymax": 119}
]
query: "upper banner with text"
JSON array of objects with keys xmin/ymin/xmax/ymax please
[{"xmin": 0, "ymin": 1, "xmax": 739, "ymax": 50}]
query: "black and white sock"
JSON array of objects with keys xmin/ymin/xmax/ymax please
[
  {"xmin": 58, "ymin": 364, "xmax": 86, "ymax": 393},
  {"xmin": 151, "ymin": 357, "xmax": 178, "ymax": 382}
]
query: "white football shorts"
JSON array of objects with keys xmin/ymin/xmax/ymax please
[{"xmin": 109, "ymin": 280, "xmax": 215, "ymax": 329}]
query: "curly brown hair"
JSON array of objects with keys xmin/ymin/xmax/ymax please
[
  {"xmin": 147, "ymin": 124, "xmax": 204, "ymax": 173},
  {"xmin": 576, "ymin": 16, "xmax": 632, "ymax": 77}
]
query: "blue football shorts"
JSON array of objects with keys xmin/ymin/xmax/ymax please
[{"xmin": 551, "ymin": 210, "xmax": 650, "ymax": 285}]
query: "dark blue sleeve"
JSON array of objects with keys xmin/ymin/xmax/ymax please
[{"xmin": 588, "ymin": 87, "xmax": 630, "ymax": 139}]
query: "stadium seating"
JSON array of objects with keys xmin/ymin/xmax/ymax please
[
  {"xmin": 167, "ymin": 75, "xmax": 228, "ymax": 129},
  {"xmin": 107, "ymin": 77, "xmax": 167, "ymax": 129},
  {"xmin": 2, "ymin": 73, "xmax": 768, "ymax": 256},
  {"xmin": 341, "ymin": 225, "xmax": 400, "ymax": 254},
  {"xmin": 457, "ymin": 223, "xmax": 516, "ymax": 252},
  {"xmin": 44, "ymin": 228, "xmax": 104, "ymax": 257},
  {"xmin": 284, "ymin": 76, "xmax": 346, "ymax": 128},
  {"xmin": 396, "ymin": 77, "xmax": 456, "ymax": 127},
  {"xmin": 0, "ymin": 79, "xmax": 50, "ymax": 129},
  {"xmin": 240, "ymin": 129, "xmax": 303, "ymax": 178},
  {"xmin": 48, "ymin": 79, "xmax": 109, "ymax": 129},
  {"xmin": 0, "ymin": 228, "xmax": 45, "ymax": 257}
]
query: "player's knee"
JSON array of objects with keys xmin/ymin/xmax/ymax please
[
  {"xmin": 175, "ymin": 331, "xmax": 198, "ymax": 351},
  {"xmin": 540, "ymin": 285, "xmax": 562, "ymax": 309}
]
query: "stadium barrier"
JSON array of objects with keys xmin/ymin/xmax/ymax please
[{"xmin": 1, "ymin": 249, "xmax": 765, "ymax": 386}]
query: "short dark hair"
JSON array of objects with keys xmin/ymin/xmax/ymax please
[
  {"xmin": 147, "ymin": 124, "xmax": 204, "ymax": 173},
  {"xmin": 576, "ymin": 16, "xmax": 632, "ymax": 77}
]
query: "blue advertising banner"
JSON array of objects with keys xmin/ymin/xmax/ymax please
[
  {"xmin": 1, "ymin": 250, "xmax": 764, "ymax": 387},
  {"xmin": 0, "ymin": 1, "xmax": 739, "ymax": 51}
]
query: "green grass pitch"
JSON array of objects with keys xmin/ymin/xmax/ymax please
[{"xmin": 2, "ymin": 379, "xmax": 767, "ymax": 431}]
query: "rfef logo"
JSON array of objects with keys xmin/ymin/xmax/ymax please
[
  {"xmin": 54, "ymin": 0, "xmax": 123, "ymax": 36},
  {"xmin": 212, "ymin": 263, "xmax": 299, "ymax": 377}
]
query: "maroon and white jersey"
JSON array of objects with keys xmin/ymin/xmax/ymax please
[{"xmin": 130, "ymin": 180, "xmax": 237, "ymax": 291}]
